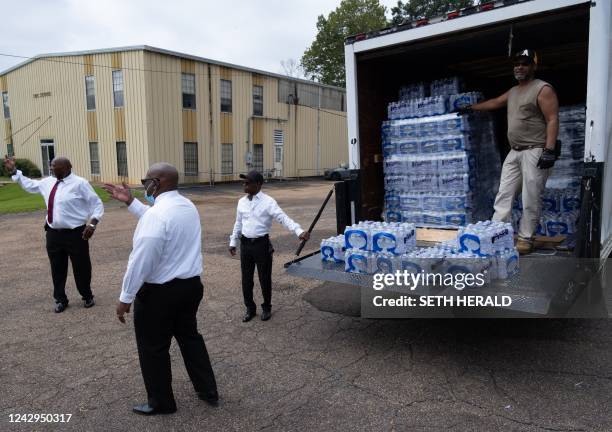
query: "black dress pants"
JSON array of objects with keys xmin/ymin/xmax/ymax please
[
  {"xmin": 240, "ymin": 235, "xmax": 274, "ymax": 313},
  {"xmin": 45, "ymin": 225, "xmax": 93, "ymax": 304},
  {"xmin": 133, "ymin": 276, "xmax": 217, "ymax": 410}
]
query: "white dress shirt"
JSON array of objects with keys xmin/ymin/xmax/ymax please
[
  {"xmin": 11, "ymin": 170, "xmax": 104, "ymax": 229},
  {"xmin": 229, "ymin": 191, "xmax": 304, "ymax": 247},
  {"xmin": 120, "ymin": 190, "xmax": 203, "ymax": 303}
]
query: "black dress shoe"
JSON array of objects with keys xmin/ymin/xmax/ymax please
[
  {"xmin": 54, "ymin": 302, "xmax": 68, "ymax": 313},
  {"xmin": 242, "ymin": 310, "xmax": 256, "ymax": 322},
  {"xmin": 83, "ymin": 298, "xmax": 95, "ymax": 308},
  {"xmin": 261, "ymin": 309, "xmax": 271, "ymax": 321},
  {"xmin": 197, "ymin": 391, "xmax": 219, "ymax": 407},
  {"xmin": 132, "ymin": 403, "xmax": 177, "ymax": 416}
]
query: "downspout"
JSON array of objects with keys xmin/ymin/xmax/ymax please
[
  {"xmin": 317, "ymin": 86, "xmax": 321, "ymax": 176},
  {"xmin": 207, "ymin": 63, "xmax": 214, "ymax": 186}
]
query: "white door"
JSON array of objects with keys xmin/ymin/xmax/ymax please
[
  {"xmin": 273, "ymin": 129, "xmax": 284, "ymax": 177},
  {"xmin": 40, "ymin": 140, "xmax": 55, "ymax": 176}
]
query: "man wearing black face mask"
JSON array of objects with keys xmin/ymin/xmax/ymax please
[
  {"xmin": 457, "ymin": 49, "xmax": 559, "ymax": 255},
  {"xmin": 103, "ymin": 163, "xmax": 218, "ymax": 415},
  {"xmin": 4, "ymin": 155, "xmax": 103, "ymax": 312},
  {"xmin": 229, "ymin": 170, "xmax": 309, "ymax": 322}
]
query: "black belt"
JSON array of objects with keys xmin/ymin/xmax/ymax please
[
  {"xmin": 240, "ymin": 234, "xmax": 269, "ymax": 243},
  {"xmin": 511, "ymin": 144, "xmax": 544, "ymax": 151},
  {"xmin": 144, "ymin": 276, "xmax": 200, "ymax": 288},
  {"xmin": 45, "ymin": 224, "xmax": 85, "ymax": 232}
]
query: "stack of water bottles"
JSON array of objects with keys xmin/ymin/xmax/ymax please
[
  {"xmin": 342, "ymin": 221, "xmax": 417, "ymax": 274},
  {"xmin": 456, "ymin": 220, "xmax": 520, "ymax": 279},
  {"xmin": 512, "ymin": 105, "xmax": 585, "ymax": 238},
  {"xmin": 383, "ymin": 76, "xmax": 500, "ymax": 227},
  {"xmin": 320, "ymin": 235, "xmax": 345, "ymax": 263}
]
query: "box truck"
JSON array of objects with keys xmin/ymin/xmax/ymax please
[{"xmin": 285, "ymin": 0, "xmax": 612, "ymax": 317}]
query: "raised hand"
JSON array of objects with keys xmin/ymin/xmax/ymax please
[
  {"xmin": 103, "ymin": 181, "xmax": 133, "ymax": 204},
  {"xmin": 3, "ymin": 155, "xmax": 16, "ymax": 173}
]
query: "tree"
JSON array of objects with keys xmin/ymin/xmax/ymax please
[
  {"xmin": 280, "ymin": 58, "xmax": 304, "ymax": 79},
  {"xmin": 390, "ymin": 0, "xmax": 475, "ymax": 25},
  {"xmin": 301, "ymin": 0, "xmax": 388, "ymax": 87}
]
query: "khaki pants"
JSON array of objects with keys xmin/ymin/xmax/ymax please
[{"xmin": 492, "ymin": 147, "xmax": 550, "ymax": 240}]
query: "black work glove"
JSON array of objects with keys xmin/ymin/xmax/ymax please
[
  {"xmin": 455, "ymin": 105, "xmax": 473, "ymax": 116},
  {"xmin": 537, "ymin": 148, "xmax": 557, "ymax": 169}
]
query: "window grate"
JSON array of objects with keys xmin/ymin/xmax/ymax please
[
  {"xmin": 221, "ymin": 143, "xmax": 233, "ymax": 174},
  {"xmin": 116, "ymin": 141, "xmax": 128, "ymax": 177},
  {"xmin": 253, "ymin": 144, "xmax": 263, "ymax": 172},
  {"xmin": 182, "ymin": 73, "xmax": 196, "ymax": 109},
  {"xmin": 112, "ymin": 70, "xmax": 124, "ymax": 108},
  {"xmin": 253, "ymin": 85, "xmax": 263, "ymax": 116},
  {"xmin": 85, "ymin": 76, "xmax": 96, "ymax": 110},
  {"xmin": 184, "ymin": 142, "xmax": 198, "ymax": 176},
  {"xmin": 220, "ymin": 79, "xmax": 232, "ymax": 113},
  {"xmin": 89, "ymin": 142, "xmax": 100, "ymax": 175}
]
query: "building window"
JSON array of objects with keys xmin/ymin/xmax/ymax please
[
  {"xmin": 89, "ymin": 142, "xmax": 100, "ymax": 175},
  {"xmin": 220, "ymin": 79, "xmax": 232, "ymax": 113},
  {"xmin": 85, "ymin": 75, "xmax": 96, "ymax": 110},
  {"xmin": 221, "ymin": 143, "xmax": 233, "ymax": 174},
  {"xmin": 182, "ymin": 73, "xmax": 196, "ymax": 109},
  {"xmin": 112, "ymin": 70, "xmax": 124, "ymax": 108},
  {"xmin": 253, "ymin": 144, "xmax": 263, "ymax": 172},
  {"xmin": 184, "ymin": 142, "xmax": 198, "ymax": 176},
  {"xmin": 253, "ymin": 85, "xmax": 263, "ymax": 116},
  {"xmin": 116, "ymin": 141, "xmax": 128, "ymax": 177},
  {"xmin": 6, "ymin": 143, "xmax": 14, "ymax": 157},
  {"xmin": 2, "ymin": 92, "xmax": 9, "ymax": 119}
]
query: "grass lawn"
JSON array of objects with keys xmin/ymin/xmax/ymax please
[{"xmin": 0, "ymin": 183, "xmax": 122, "ymax": 214}]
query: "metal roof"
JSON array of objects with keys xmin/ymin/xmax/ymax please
[{"xmin": 0, "ymin": 45, "xmax": 346, "ymax": 92}]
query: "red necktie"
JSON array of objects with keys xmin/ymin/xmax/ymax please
[{"xmin": 47, "ymin": 180, "xmax": 62, "ymax": 224}]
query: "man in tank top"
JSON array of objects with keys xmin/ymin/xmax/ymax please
[{"xmin": 459, "ymin": 49, "xmax": 559, "ymax": 255}]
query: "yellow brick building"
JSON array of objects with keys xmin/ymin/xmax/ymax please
[{"xmin": 0, "ymin": 46, "xmax": 348, "ymax": 184}]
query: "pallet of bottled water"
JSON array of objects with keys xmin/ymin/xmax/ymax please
[{"xmin": 340, "ymin": 219, "xmax": 519, "ymax": 280}]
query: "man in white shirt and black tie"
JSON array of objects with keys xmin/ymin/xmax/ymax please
[
  {"xmin": 4, "ymin": 156, "xmax": 103, "ymax": 313},
  {"xmin": 103, "ymin": 163, "xmax": 218, "ymax": 416},
  {"xmin": 229, "ymin": 170, "xmax": 309, "ymax": 322}
]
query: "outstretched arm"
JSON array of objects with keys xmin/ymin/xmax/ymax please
[
  {"xmin": 471, "ymin": 90, "xmax": 510, "ymax": 112},
  {"xmin": 269, "ymin": 199, "xmax": 309, "ymax": 241},
  {"xmin": 4, "ymin": 156, "xmax": 42, "ymax": 194},
  {"xmin": 103, "ymin": 182, "xmax": 149, "ymax": 219}
]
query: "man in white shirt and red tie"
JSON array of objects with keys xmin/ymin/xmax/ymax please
[
  {"xmin": 4, "ymin": 156, "xmax": 103, "ymax": 313},
  {"xmin": 103, "ymin": 162, "xmax": 218, "ymax": 416},
  {"xmin": 229, "ymin": 170, "xmax": 309, "ymax": 322}
]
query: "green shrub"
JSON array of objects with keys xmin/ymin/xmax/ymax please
[{"xmin": 1, "ymin": 159, "xmax": 42, "ymax": 177}]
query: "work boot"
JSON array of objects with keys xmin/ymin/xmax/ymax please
[{"xmin": 516, "ymin": 238, "xmax": 534, "ymax": 255}]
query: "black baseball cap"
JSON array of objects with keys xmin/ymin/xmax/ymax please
[
  {"xmin": 240, "ymin": 170, "xmax": 264, "ymax": 184},
  {"xmin": 514, "ymin": 49, "xmax": 538, "ymax": 65}
]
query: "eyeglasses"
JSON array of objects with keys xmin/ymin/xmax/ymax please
[{"xmin": 140, "ymin": 177, "xmax": 160, "ymax": 186}]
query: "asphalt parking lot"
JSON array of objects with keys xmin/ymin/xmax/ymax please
[{"xmin": 1, "ymin": 179, "xmax": 611, "ymax": 432}]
